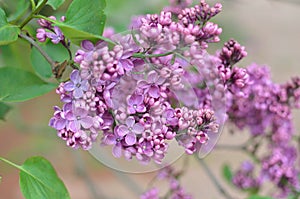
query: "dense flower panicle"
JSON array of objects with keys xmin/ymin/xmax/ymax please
[
  {"xmin": 228, "ymin": 63, "xmax": 300, "ymax": 196},
  {"xmin": 49, "ymin": 0, "xmax": 229, "ymax": 164},
  {"xmin": 261, "ymin": 146, "xmax": 299, "ymax": 197}
]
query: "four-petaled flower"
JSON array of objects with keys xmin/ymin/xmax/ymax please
[
  {"xmin": 127, "ymin": 94, "xmax": 146, "ymax": 114},
  {"xmin": 117, "ymin": 116, "xmax": 144, "ymax": 145},
  {"xmin": 102, "ymin": 128, "xmax": 124, "ymax": 158},
  {"xmin": 66, "ymin": 106, "xmax": 94, "ymax": 132},
  {"xmin": 45, "ymin": 26, "xmax": 64, "ymax": 44},
  {"xmin": 64, "ymin": 70, "xmax": 89, "ymax": 99},
  {"xmin": 138, "ymin": 71, "xmax": 165, "ymax": 98}
]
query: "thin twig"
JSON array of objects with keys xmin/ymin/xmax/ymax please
[
  {"xmin": 194, "ymin": 155, "xmax": 234, "ymax": 199},
  {"xmin": 19, "ymin": 33, "xmax": 56, "ymax": 69}
]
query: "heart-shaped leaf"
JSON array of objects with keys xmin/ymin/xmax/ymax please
[
  {"xmin": 47, "ymin": 0, "xmax": 65, "ymax": 10},
  {"xmin": 54, "ymin": 0, "xmax": 107, "ymax": 45},
  {"xmin": 0, "ymin": 102, "xmax": 11, "ymax": 121},
  {"xmin": 0, "ymin": 8, "xmax": 20, "ymax": 45},
  {"xmin": 0, "ymin": 67, "xmax": 57, "ymax": 102}
]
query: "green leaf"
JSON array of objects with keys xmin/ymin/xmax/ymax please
[
  {"xmin": 247, "ymin": 195, "xmax": 274, "ymax": 199},
  {"xmin": 0, "ymin": 8, "xmax": 20, "ymax": 45},
  {"xmin": 0, "ymin": 156, "xmax": 70, "ymax": 199},
  {"xmin": 30, "ymin": 42, "xmax": 69, "ymax": 78},
  {"xmin": 19, "ymin": 157, "xmax": 70, "ymax": 199},
  {"xmin": 0, "ymin": 67, "xmax": 57, "ymax": 102},
  {"xmin": 54, "ymin": 0, "xmax": 107, "ymax": 45},
  {"xmin": 0, "ymin": 102, "xmax": 11, "ymax": 120},
  {"xmin": 7, "ymin": 0, "xmax": 30, "ymax": 22},
  {"xmin": 47, "ymin": 0, "xmax": 65, "ymax": 10},
  {"xmin": 222, "ymin": 164, "xmax": 233, "ymax": 184}
]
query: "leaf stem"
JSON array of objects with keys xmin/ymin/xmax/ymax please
[
  {"xmin": 19, "ymin": 33, "xmax": 56, "ymax": 70},
  {"xmin": 133, "ymin": 51, "xmax": 174, "ymax": 58},
  {"xmin": 0, "ymin": 157, "xmax": 21, "ymax": 170},
  {"xmin": 20, "ymin": 0, "xmax": 48, "ymax": 29},
  {"xmin": 194, "ymin": 155, "xmax": 234, "ymax": 199}
]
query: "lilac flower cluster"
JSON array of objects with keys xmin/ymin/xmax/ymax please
[
  {"xmin": 46, "ymin": 0, "xmax": 300, "ymax": 198},
  {"xmin": 36, "ymin": 16, "xmax": 65, "ymax": 44},
  {"xmin": 227, "ymin": 63, "xmax": 300, "ymax": 197},
  {"xmin": 232, "ymin": 161, "xmax": 260, "ymax": 191},
  {"xmin": 141, "ymin": 166, "xmax": 192, "ymax": 199},
  {"xmin": 49, "ymin": 0, "xmax": 228, "ymax": 164}
]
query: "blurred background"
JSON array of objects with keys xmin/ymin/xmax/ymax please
[{"xmin": 0, "ymin": 0, "xmax": 300, "ymax": 198}]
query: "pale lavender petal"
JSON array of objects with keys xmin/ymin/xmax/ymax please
[
  {"xmin": 70, "ymin": 70, "xmax": 80, "ymax": 83},
  {"xmin": 112, "ymin": 143, "xmax": 122, "ymax": 158},
  {"xmin": 54, "ymin": 119, "xmax": 66, "ymax": 130},
  {"xmin": 147, "ymin": 71, "xmax": 158, "ymax": 83},
  {"xmin": 65, "ymin": 111, "xmax": 75, "ymax": 120},
  {"xmin": 156, "ymin": 76, "xmax": 165, "ymax": 85},
  {"xmin": 125, "ymin": 133, "xmax": 136, "ymax": 145},
  {"xmin": 126, "ymin": 117, "xmax": 135, "ymax": 128},
  {"xmin": 136, "ymin": 104, "xmax": 146, "ymax": 113},
  {"xmin": 127, "ymin": 106, "xmax": 136, "ymax": 114},
  {"xmin": 103, "ymin": 134, "xmax": 116, "ymax": 145},
  {"xmin": 80, "ymin": 116, "xmax": 93, "ymax": 129},
  {"xmin": 68, "ymin": 121, "xmax": 79, "ymax": 132},
  {"xmin": 149, "ymin": 85, "xmax": 160, "ymax": 98},
  {"xmin": 64, "ymin": 82, "xmax": 75, "ymax": 91},
  {"xmin": 74, "ymin": 107, "xmax": 88, "ymax": 117},
  {"xmin": 63, "ymin": 103, "xmax": 72, "ymax": 112},
  {"xmin": 81, "ymin": 40, "xmax": 94, "ymax": 51},
  {"xmin": 137, "ymin": 80, "xmax": 149, "ymax": 89},
  {"xmin": 120, "ymin": 59, "xmax": 134, "ymax": 71},
  {"xmin": 73, "ymin": 88, "xmax": 84, "ymax": 99},
  {"xmin": 80, "ymin": 80, "xmax": 89, "ymax": 91},
  {"xmin": 117, "ymin": 125, "xmax": 129, "ymax": 136},
  {"xmin": 49, "ymin": 118, "xmax": 55, "ymax": 127},
  {"xmin": 135, "ymin": 95, "xmax": 144, "ymax": 105},
  {"xmin": 133, "ymin": 123, "xmax": 144, "ymax": 134}
]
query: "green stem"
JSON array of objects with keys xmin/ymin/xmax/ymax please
[
  {"xmin": 30, "ymin": 0, "xmax": 36, "ymax": 10},
  {"xmin": 133, "ymin": 51, "xmax": 174, "ymax": 58},
  {"xmin": 0, "ymin": 157, "xmax": 21, "ymax": 170},
  {"xmin": 20, "ymin": 0, "xmax": 48, "ymax": 29}
]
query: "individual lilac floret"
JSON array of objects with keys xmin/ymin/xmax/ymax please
[
  {"xmin": 64, "ymin": 70, "xmax": 89, "ymax": 99},
  {"xmin": 138, "ymin": 71, "xmax": 165, "ymax": 98},
  {"xmin": 36, "ymin": 28, "xmax": 47, "ymax": 42},
  {"xmin": 66, "ymin": 107, "xmax": 94, "ymax": 132},
  {"xmin": 102, "ymin": 128, "xmax": 124, "ymax": 158},
  {"xmin": 46, "ymin": 26, "xmax": 65, "ymax": 44},
  {"xmin": 37, "ymin": 16, "xmax": 56, "ymax": 29},
  {"xmin": 117, "ymin": 116, "xmax": 144, "ymax": 145},
  {"xmin": 127, "ymin": 94, "xmax": 146, "ymax": 114}
]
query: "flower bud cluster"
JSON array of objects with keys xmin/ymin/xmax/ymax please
[{"xmin": 36, "ymin": 16, "xmax": 65, "ymax": 44}]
